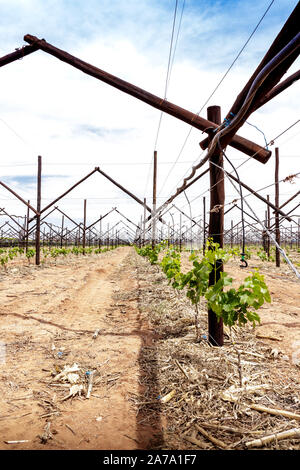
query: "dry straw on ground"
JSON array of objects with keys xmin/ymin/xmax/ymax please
[{"xmin": 129, "ymin": 251, "xmax": 300, "ymax": 450}]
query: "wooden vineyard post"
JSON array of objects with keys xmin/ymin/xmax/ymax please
[
  {"xmin": 35, "ymin": 156, "xmax": 42, "ymax": 265},
  {"xmin": 49, "ymin": 225, "xmax": 52, "ymax": 250},
  {"xmin": 42, "ymin": 228, "xmax": 46, "ymax": 248},
  {"xmin": 25, "ymin": 200, "xmax": 30, "ymax": 253},
  {"xmin": 207, "ymin": 106, "xmax": 224, "ymax": 347},
  {"xmin": 203, "ymin": 196, "xmax": 206, "ymax": 255},
  {"xmin": 83, "ymin": 199, "xmax": 86, "ymax": 255},
  {"xmin": 139, "ymin": 216, "xmax": 142, "ymax": 248},
  {"xmin": 231, "ymin": 220, "xmax": 234, "ymax": 249},
  {"xmin": 179, "ymin": 213, "xmax": 182, "ymax": 252},
  {"xmin": 275, "ymin": 148, "xmax": 280, "ymax": 267},
  {"xmin": 143, "ymin": 198, "xmax": 147, "ymax": 246},
  {"xmin": 60, "ymin": 215, "xmax": 64, "ymax": 248},
  {"xmin": 99, "ymin": 215, "xmax": 102, "ymax": 248},
  {"xmin": 267, "ymin": 195, "xmax": 271, "ymax": 259},
  {"xmin": 152, "ymin": 151, "xmax": 157, "ymax": 249},
  {"xmin": 170, "ymin": 212, "xmax": 175, "ymax": 246},
  {"xmin": 65, "ymin": 229, "xmax": 68, "ymax": 247}
]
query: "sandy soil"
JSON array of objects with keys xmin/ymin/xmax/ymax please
[
  {"xmin": 0, "ymin": 247, "xmax": 158, "ymax": 450},
  {"xmin": 0, "ymin": 246, "xmax": 299, "ymax": 450}
]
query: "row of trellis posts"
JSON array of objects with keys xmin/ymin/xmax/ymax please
[
  {"xmin": 0, "ymin": 148, "xmax": 299, "ymax": 259},
  {"xmin": 0, "ymin": 3, "xmax": 299, "ymax": 346}
]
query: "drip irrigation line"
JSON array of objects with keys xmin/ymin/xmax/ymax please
[
  {"xmin": 184, "ymin": 34, "xmax": 300, "ymax": 202},
  {"xmin": 245, "ymin": 120, "xmax": 269, "ymax": 148},
  {"xmin": 157, "ymin": 0, "xmax": 275, "ymax": 197},
  {"xmin": 200, "ymin": 33, "xmax": 300, "ymax": 181},
  {"xmin": 210, "ymin": 159, "xmax": 300, "ymax": 280}
]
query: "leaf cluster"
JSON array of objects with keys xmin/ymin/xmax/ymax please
[{"xmin": 158, "ymin": 239, "xmax": 271, "ymax": 328}]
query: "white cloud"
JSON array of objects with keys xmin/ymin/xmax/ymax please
[{"xmin": 0, "ymin": 0, "xmax": 299, "ymax": 237}]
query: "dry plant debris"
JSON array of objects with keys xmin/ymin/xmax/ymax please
[{"xmin": 131, "ymin": 251, "xmax": 300, "ymax": 450}]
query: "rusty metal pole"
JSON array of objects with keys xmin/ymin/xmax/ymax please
[
  {"xmin": 60, "ymin": 215, "xmax": 64, "ymax": 248},
  {"xmin": 99, "ymin": 215, "xmax": 102, "ymax": 248},
  {"xmin": 139, "ymin": 216, "xmax": 142, "ymax": 248},
  {"xmin": 203, "ymin": 197, "xmax": 206, "ymax": 255},
  {"xmin": 143, "ymin": 198, "xmax": 147, "ymax": 246},
  {"xmin": 23, "ymin": 34, "xmax": 272, "ymax": 163},
  {"xmin": 267, "ymin": 195, "xmax": 270, "ymax": 259},
  {"xmin": 49, "ymin": 225, "xmax": 52, "ymax": 251},
  {"xmin": 275, "ymin": 148, "xmax": 280, "ymax": 267},
  {"xmin": 35, "ymin": 156, "xmax": 42, "ymax": 265},
  {"xmin": 25, "ymin": 200, "xmax": 30, "ymax": 253},
  {"xmin": 207, "ymin": 106, "xmax": 224, "ymax": 347},
  {"xmin": 152, "ymin": 151, "xmax": 157, "ymax": 249},
  {"xmin": 22, "ymin": 215, "xmax": 26, "ymax": 249},
  {"xmin": 83, "ymin": 199, "xmax": 86, "ymax": 255},
  {"xmin": 179, "ymin": 213, "xmax": 182, "ymax": 252}
]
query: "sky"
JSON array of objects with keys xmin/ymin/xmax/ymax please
[{"xmin": 0, "ymin": 0, "xmax": 299, "ymax": 241}]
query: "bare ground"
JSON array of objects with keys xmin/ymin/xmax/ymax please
[{"xmin": 0, "ymin": 246, "xmax": 299, "ymax": 450}]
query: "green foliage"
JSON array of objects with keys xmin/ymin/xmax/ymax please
[
  {"xmin": 160, "ymin": 246, "xmax": 182, "ymax": 288},
  {"xmin": 135, "ymin": 243, "xmax": 164, "ymax": 265},
  {"xmin": 0, "ymin": 255, "xmax": 8, "ymax": 268},
  {"xmin": 0, "ymin": 242, "xmax": 117, "ymax": 268},
  {"xmin": 50, "ymin": 248, "xmax": 59, "ymax": 258},
  {"xmin": 26, "ymin": 248, "xmax": 35, "ymax": 262},
  {"xmin": 71, "ymin": 246, "xmax": 81, "ymax": 256},
  {"xmin": 257, "ymin": 249, "xmax": 268, "ymax": 261},
  {"xmin": 137, "ymin": 238, "xmax": 271, "ymax": 331},
  {"xmin": 205, "ymin": 271, "xmax": 270, "ymax": 327}
]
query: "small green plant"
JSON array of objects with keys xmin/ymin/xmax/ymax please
[
  {"xmin": 257, "ymin": 249, "xmax": 268, "ymax": 261},
  {"xmin": 50, "ymin": 248, "xmax": 59, "ymax": 259},
  {"xmin": 0, "ymin": 255, "xmax": 8, "ymax": 270},
  {"xmin": 205, "ymin": 270, "xmax": 271, "ymax": 327},
  {"xmin": 71, "ymin": 246, "xmax": 80, "ymax": 256},
  {"xmin": 26, "ymin": 248, "xmax": 35, "ymax": 263},
  {"xmin": 136, "ymin": 243, "xmax": 163, "ymax": 265},
  {"xmin": 160, "ymin": 246, "xmax": 181, "ymax": 288},
  {"xmin": 157, "ymin": 238, "xmax": 271, "ymax": 341}
]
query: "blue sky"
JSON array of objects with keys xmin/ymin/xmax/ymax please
[{"xmin": 0, "ymin": 0, "xmax": 299, "ymax": 236}]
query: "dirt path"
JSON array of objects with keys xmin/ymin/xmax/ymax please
[{"xmin": 0, "ymin": 247, "xmax": 158, "ymax": 450}]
